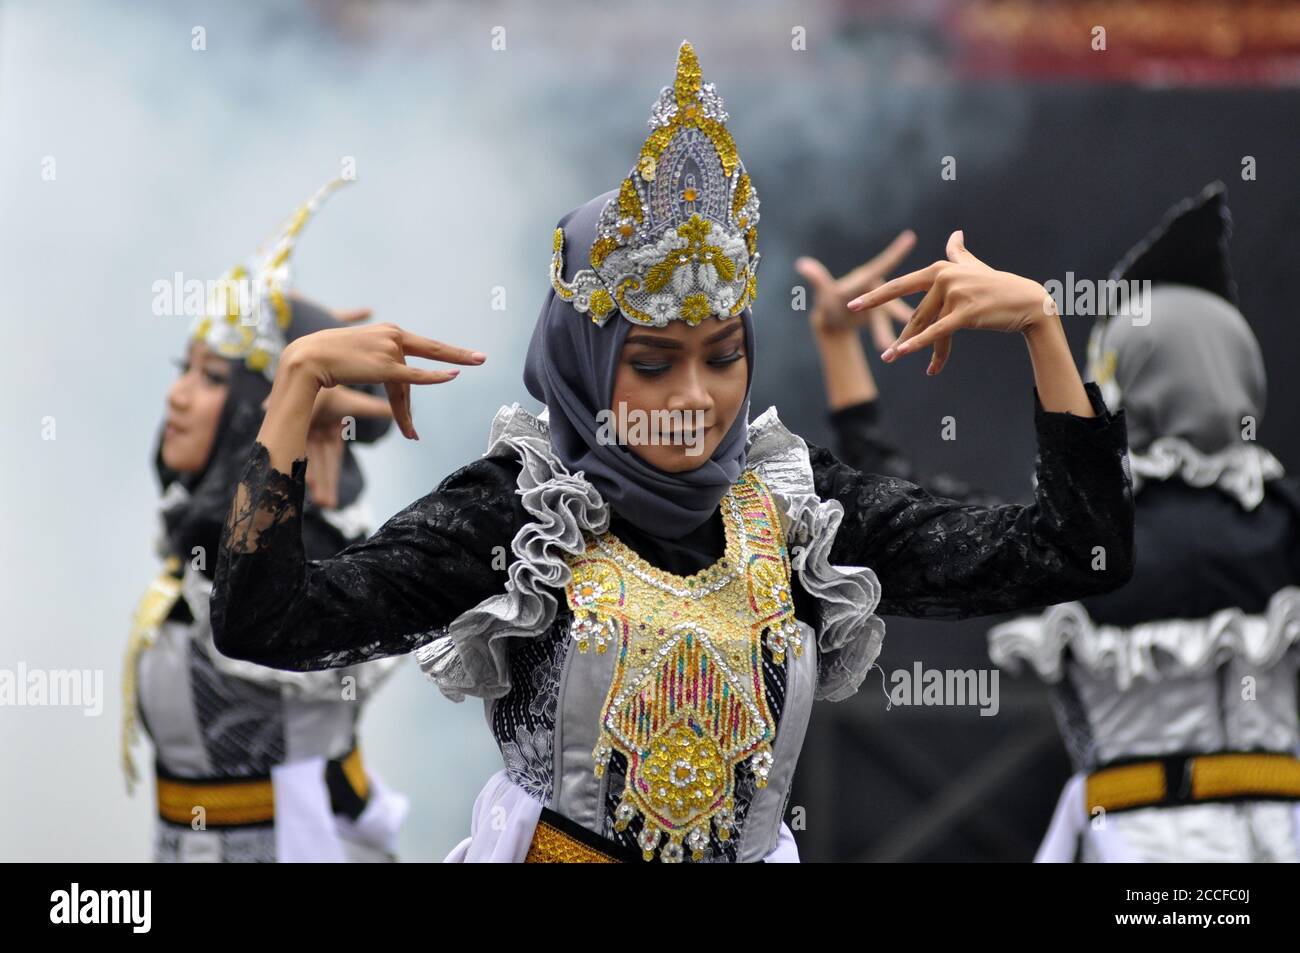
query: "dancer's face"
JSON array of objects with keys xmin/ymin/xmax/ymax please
[
  {"xmin": 610, "ymin": 313, "xmax": 748, "ymax": 473},
  {"xmin": 162, "ymin": 340, "xmax": 230, "ymax": 474}
]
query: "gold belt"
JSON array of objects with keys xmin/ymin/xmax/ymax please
[
  {"xmin": 524, "ymin": 808, "xmax": 641, "ymax": 863},
  {"xmin": 156, "ymin": 747, "xmax": 368, "ymax": 828},
  {"xmin": 1087, "ymin": 751, "xmax": 1300, "ymax": 815}
]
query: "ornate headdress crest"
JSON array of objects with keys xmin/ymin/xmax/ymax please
[
  {"xmin": 550, "ymin": 41, "xmax": 760, "ymax": 327},
  {"xmin": 191, "ymin": 177, "xmax": 351, "ymax": 377}
]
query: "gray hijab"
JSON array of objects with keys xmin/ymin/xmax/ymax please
[
  {"xmin": 1089, "ymin": 182, "xmax": 1284, "ymax": 510},
  {"xmin": 1093, "ymin": 284, "xmax": 1266, "ymax": 456},
  {"xmin": 523, "ymin": 191, "xmax": 756, "ymax": 539}
]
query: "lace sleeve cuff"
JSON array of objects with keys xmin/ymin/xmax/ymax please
[{"xmin": 222, "ymin": 442, "xmax": 307, "ymax": 554}]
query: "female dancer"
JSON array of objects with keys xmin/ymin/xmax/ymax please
[
  {"xmin": 124, "ymin": 180, "xmax": 408, "ymax": 862},
  {"xmin": 985, "ymin": 184, "xmax": 1300, "ymax": 862},
  {"xmin": 210, "ymin": 42, "xmax": 1134, "ymax": 863}
]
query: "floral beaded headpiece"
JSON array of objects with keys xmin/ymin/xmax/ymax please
[
  {"xmin": 190, "ymin": 177, "xmax": 351, "ymax": 378},
  {"xmin": 550, "ymin": 40, "xmax": 761, "ymax": 328}
]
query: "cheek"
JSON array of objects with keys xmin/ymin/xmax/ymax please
[
  {"xmin": 610, "ymin": 365, "xmax": 660, "ymax": 416},
  {"xmin": 715, "ymin": 356, "xmax": 748, "ymax": 416},
  {"xmin": 192, "ymin": 391, "xmax": 227, "ymax": 454}
]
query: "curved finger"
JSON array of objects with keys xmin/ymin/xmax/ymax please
[
  {"xmin": 945, "ymin": 229, "xmax": 983, "ymax": 266},
  {"xmin": 884, "ymin": 285, "xmax": 944, "ymax": 361},
  {"xmin": 384, "ymin": 380, "xmax": 416, "ymax": 440},
  {"xmin": 847, "ymin": 262, "xmax": 943, "ymax": 312},
  {"xmin": 397, "ymin": 380, "xmax": 416, "ymax": 441},
  {"xmin": 399, "ymin": 330, "xmax": 486, "ymax": 366},
  {"xmin": 845, "ymin": 230, "xmax": 917, "ymax": 290},
  {"xmin": 894, "ymin": 314, "xmax": 958, "ymax": 358},
  {"xmin": 396, "ymin": 365, "xmax": 461, "ymax": 386},
  {"xmin": 927, "ymin": 335, "xmax": 952, "ymax": 376}
]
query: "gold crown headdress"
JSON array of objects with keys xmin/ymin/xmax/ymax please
[
  {"xmin": 191, "ymin": 177, "xmax": 351, "ymax": 377},
  {"xmin": 550, "ymin": 41, "xmax": 760, "ymax": 328}
]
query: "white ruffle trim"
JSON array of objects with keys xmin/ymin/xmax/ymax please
[
  {"xmin": 1129, "ymin": 436, "xmax": 1284, "ymax": 511},
  {"xmin": 416, "ymin": 403, "xmax": 887, "ymax": 703},
  {"xmin": 988, "ymin": 586, "xmax": 1300, "ymax": 690},
  {"xmin": 415, "ymin": 405, "xmax": 610, "ymax": 702},
  {"xmin": 745, "ymin": 408, "xmax": 887, "ymax": 701}
]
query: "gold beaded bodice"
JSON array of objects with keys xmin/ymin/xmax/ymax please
[{"xmin": 563, "ymin": 468, "xmax": 803, "ymax": 862}]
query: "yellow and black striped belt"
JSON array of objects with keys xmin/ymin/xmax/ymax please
[
  {"xmin": 1087, "ymin": 751, "xmax": 1300, "ymax": 815},
  {"xmin": 156, "ymin": 747, "xmax": 369, "ymax": 828}
]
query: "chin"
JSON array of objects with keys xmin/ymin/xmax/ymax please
[
  {"xmin": 160, "ymin": 440, "xmax": 201, "ymax": 475},
  {"xmin": 640, "ymin": 440, "xmax": 719, "ymax": 473}
]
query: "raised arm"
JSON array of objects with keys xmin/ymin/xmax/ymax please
[
  {"xmin": 811, "ymin": 382, "xmax": 1133, "ymax": 619},
  {"xmin": 210, "ymin": 322, "xmax": 498, "ymax": 670},
  {"xmin": 822, "ymin": 230, "xmax": 1136, "ymax": 618},
  {"xmin": 211, "ymin": 443, "xmax": 523, "ymax": 670}
]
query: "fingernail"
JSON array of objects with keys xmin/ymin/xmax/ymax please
[
  {"xmin": 471, "ymin": 351, "xmax": 487, "ymax": 362},
  {"xmin": 448, "ymin": 369, "xmax": 461, "ymax": 377},
  {"xmin": 881, "ymin": 347, "xmax": 895, "ymax": 361}
]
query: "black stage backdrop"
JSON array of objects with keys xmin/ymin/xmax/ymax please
[{"xmin": 756, "ymin": 84, "xmax": 1300, "ymax": 861}]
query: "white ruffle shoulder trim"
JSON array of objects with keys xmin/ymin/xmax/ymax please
[
  {"xmin": 1129, "ymin": 436, "xmax": 1284, "ymax": 511},
  {"xmin": 988, "ymin": 586, "xmax": 1300, "ymax": 690},
  {"xmin": 415, "ymin": 403, "xmax": 886, "ymax": 703}
]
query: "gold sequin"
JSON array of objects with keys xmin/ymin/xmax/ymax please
[
  {"xmin": 549, "ymin": 41, "xmax": 759, "ymax": 328},
  {"xmin": 618, "ymin": 178, "xmax": 643, "ymax": 223},
  {"xmin": 563, "ymin": 470, "xmax": 797, "ymax": 862}
]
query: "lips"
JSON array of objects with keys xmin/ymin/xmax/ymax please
[{"xmin": 668, "ymin": 425, "xmax": 712, "ymax": 441}]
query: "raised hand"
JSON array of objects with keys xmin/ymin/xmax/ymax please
[
  {"xmin": 847, "ymin": 230, "xmax": 1058, "ymax": 376},
  {"xmin": 284, "ymin": 323, "xmax": 486, "ymax": 440},
  {"xmin": 796, "ymin": 229, "xmax": 917, "ymax": 351},
  {"xmin": 256, "ymin": 323, "xmax": 487, "ymax": 475}
]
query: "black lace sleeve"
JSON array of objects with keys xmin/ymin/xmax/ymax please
[
  {"xmin": 812, "ymin": 382, "xmax": 1135, "ymax": 619},
  {"xmin": 210, "ymin": 442, "xmax": 525, "ymax": 671},
  {"xmin": 828, "ymin": 399, "xmax": 1004, "ymax": 506}
]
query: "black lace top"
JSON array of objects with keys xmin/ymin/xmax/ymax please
[{"xmin": 210, "ymin": 383, "xmax": 1133, "ymax": 856}]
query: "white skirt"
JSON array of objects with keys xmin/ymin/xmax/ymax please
[
  {"xmin": 444, "ymin": 770, "xmax": 800, "ymax": 863},
  {"xmin": 1035, "ymin": 771, "xmax": 1300, "ymax": 862}
]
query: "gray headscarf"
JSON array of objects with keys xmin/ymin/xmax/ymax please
[
  {"xmin": 1092, "ymin": 284, "xmax": 1267, "ymax": 457},
  {"xmin": 523, "ymin": 191, "xmax": 756, "ymax": 539}
]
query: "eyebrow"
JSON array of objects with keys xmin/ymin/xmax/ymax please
[{"xmin": 625, "ymin": 322, "xmax": 743, "ymax": 349}]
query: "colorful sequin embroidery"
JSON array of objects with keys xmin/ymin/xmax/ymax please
[{"xmin": 563, "ymin": 470, "xmax": 802, "ymax": 862}]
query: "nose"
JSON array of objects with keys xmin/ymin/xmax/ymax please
[
  {"xmin": 167, "ymin": 370, "xmax": 192, "ymax": 413},
  {"xmin": 665, "ymin": 361, "xmax": 714, "ymax": 419}
]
